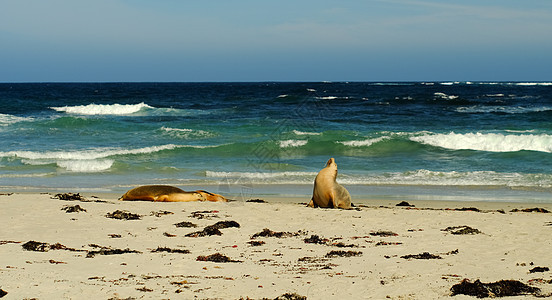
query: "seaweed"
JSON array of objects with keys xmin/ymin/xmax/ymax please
[
  {"xmin": 401, "ymin": 252, "xmax": 442, "ymax": 260},
  {"xmin": 325, "ymin": 250, "xmax": 362, "ymax": 258},
  {"xmin": 190, "ymin": 210, "xmax": 219, "ymax": 219},
  {"xmin": 450, "ymin": 279, "xmax": 540, "ymax": 298},
  {"xmin": 370, "ymin": 230, "xmax": 398, "ymax": 237},
  {"xmin": 246, "ymin": 199, "xmax": 267, "ymax": 203},
  {"xmin": 174, "ymin": 221, "xmax": 197, "ymax": 228},
  {"xmin": 375, "ymin": 241, "xmax": 403, "ymax": 246},
  {"xmin": 529, "ymin": 266, "xmax": 550, "ymax": 273},
  {"xmin": 0, "ymin": 240, "xmax": 21, "ymax": 245},
  {"xmin": 151, "ymin": 247, "xmax": 190, "ymax": 254},
  {"xmin": 0, "ymin": 288, "xmax": 6, "ymax": 298},
  {"xmin": 62, "ymin": 205, "xmax": 86, "ymax": 213},
  {"xmin": 150, "ymin": 210, "xmax": 173, "ymax": 217},
  {"xmin": 511, "ymin": 208, "xmax": 550, "ymax": 213},
  {"xmin": 86, "ymin": 246, "xmax": 141, "ymax": 258},
  {"xmin": 54, "ymin": 193, "xmax": 85, "ymax": 201},
  {"xmin": 22, "ymin": 241, "xmax": 83, "ymax": 252},
  {"xmin": 106, "ymin": 210, "xmax": 142, "ymax": 220},
  {"xmin": 455, "ymin": 207, "xmax": 481, "ymax": 212},
  {"xmin": 396, "ymin": 201, "xmax": 414, "ymax": 207},
  {"xmin": 304, "ymin": 235, "xmax": 329, "ymax": 245},
  {"xmin": 196, "ymin": 253, "xmax": 241, "ymax": 263},
  {"xmin": 274, "ymin": 293, "xmax": 307, "ymax": 300},
  {"xmin": 251, "ymin": 228, "xmax": 298, "ymax": 239},
  {"xmin": 248, "ymin": 240, "xmax": 265, "ymax": 246},
  {"xmin": 185, "ymin": 227, "xmax": 222, "ymax": 237},
  {"xmin": 442, "ymin": 225, "xmax": 482, "ymax": 235},
  {"xmin": 185, "ymin": 220, "xmax": 240, "ymax": 237},
  {"xmin": 209, "ymin": 220, "xmax": 240, "ymax": 230}
]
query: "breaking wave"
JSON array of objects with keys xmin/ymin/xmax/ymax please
[
  {"xmin": 51, "ymin": 102, "xmax": 153, "ymax": 115},
  {"xmin": 410, "ymin": 132, "xmax": 552, "ymax": 153}
]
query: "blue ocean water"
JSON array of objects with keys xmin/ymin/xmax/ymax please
[{"xmin": 1, "ymin": 82, "xmax": 551, "ymax": 202}]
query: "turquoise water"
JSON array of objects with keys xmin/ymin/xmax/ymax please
[{"xmin": 1, "ymin": 82, "xmax": 551, "ymax": 202}]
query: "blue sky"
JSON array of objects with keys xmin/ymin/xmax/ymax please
[{"xmin": 1, "ymin": 0, "xmax": 551, "ymax": 82}]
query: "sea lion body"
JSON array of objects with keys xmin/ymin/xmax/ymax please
[
  {"xmin": 308, "ymin": 158, "xmax": 352, "ymax": 209},
  {"xmin": 120, "ymin": 185, "xmax": 227, "ymax": 202}
]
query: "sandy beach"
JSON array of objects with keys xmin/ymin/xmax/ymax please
[{"xmin": 1, "ymin": 192, "xmax": 551, "ymax": 299}]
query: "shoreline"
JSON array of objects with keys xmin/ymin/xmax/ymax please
[{"xmin": 1, "ymin": 192, "xmax": 551, "ymax": 299}]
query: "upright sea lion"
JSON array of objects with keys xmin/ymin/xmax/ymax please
[
  {"xmin": 120, "ymin": 185, "xmax": 228, "ymax": 202},
  {"xmin": 308, "ymin": 158, "xmax": 352, "ymax": 209}
]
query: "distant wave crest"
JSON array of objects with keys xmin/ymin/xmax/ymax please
[
  {"xmin": 50, "ymin": 102, "xmax": 153, "ymax": 115},
  {"xmin": 456, "ymin": 105, "xmax": 552, "ymax": 114},
  {"xmin": 0, "ymin": 113, "xmax": 34, "ymax": 126},
  {"xmin": 410, "ymin": 132, "xmax": 552, "ymax": 153}
]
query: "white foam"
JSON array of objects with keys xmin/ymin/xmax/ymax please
[
  {"xmin": 307, "ymin": 88, "xmax": 317, "ymax": 92},
  {"xmin": 0, "ymin": 144, "xmax": 188, "ymax": 161},
  {"xmin": 456, "ymin": 106, "xmax": 552, "ymax": 114},
  {"xmin": 279, "ymin": 140, "xmax": 308, "ymax": 148},
  {"xmin": 292, "ymin": 130, "xmax": 321, "ymax": 136},
  {"xmin": 434, "ymin": 92, "xmax": 459, "ymax": 100},
  {"xmin": 410, "ymin": 132, "xmax": 552, "ymax": 153},
  {"xmin": 50, "ymin": 102, "xmax": 153, "ymax": 115},
  {"xmin": 0, "ymin": 113, "xmax": 34, "ymax": 126},
  {"xmin": 315, "ymin": 96, "xmax": 338, "ymax": 100},
  {"xmin": 515, "ymin": 82, "xmax": 552, "ymax": 86},
  {"xmin": 0, "ymin": 172, "xmax": 54, "ymax": 178},
  {"xmin": 57, "ymin": 159, "xmax": 114, "ymax": 172},
  {"xmin": 277, "ymin": 94, "xmax": 289, "ymax": 98},
  {"xmin": 339, "ymin": 136, "xmax": 388, "ymax": 147},
  {"xmin": 161, "ymin": 127, "xmax": 212, "ymax": 138},
  {"xmin": 206, "ymin": 171, "xmax": 316, "ymax": 179}
]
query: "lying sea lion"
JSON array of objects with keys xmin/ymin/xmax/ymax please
[
  {"xmin": 120, "ymin": 185, "xmax": 228, "ymax": 202},
  {"xmin": 307, "ymin": 158, "xmax": 352, "ymax": 209}
]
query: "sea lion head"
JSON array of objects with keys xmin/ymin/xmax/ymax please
[
  {"xmin": 194, "ymin": 192, "xmax": 206, "ymax": 201},
  {"xmin": 326, "ymin": 157, "xmax": 336, "ymax": 168}
]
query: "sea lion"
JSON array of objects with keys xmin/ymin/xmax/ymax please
[
  {"xmin": 120, "ymin": 185, "xmax": 228, "ymax": 202},
  {"xmin": 307, "ymin": 158, "xmax": 352, "ymax": 209}
]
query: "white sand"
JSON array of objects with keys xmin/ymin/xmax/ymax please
[{"xmin": 1, "ymin": 193, "xmax": 551, "ymax": 299}]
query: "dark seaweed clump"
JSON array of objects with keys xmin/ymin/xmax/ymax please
[
  {"xmin": 251, "ymin": 228, "xmax": 298, "ymax": 239},
  {"xmin": 442, "ymin": 225, "xmax": 482, "ymax": 235},
  {"xmin": 185, "ymin": 220, "xmax": 240, "ymax": 237},
  {"xmin": 455, "ymin": 207, "xmax": 481, "ymax": 212},
  {"xmin": 248, "ymin": 240, "xmax": 265, "ymax": 246},
  {"xmin": 151, "ymin": 247, "xmax": 190, "ymax": 254},
  {"xmin": 304, "ymin": 235, "xmax": 329, "ymax": 245},
  {"xmin": 86, "ymin": 246, "xmax": 141, "ymax": 258},
  {"xmin": 450, "ymin": 279, "xmax": 540, "ymax": 298},
  {"xmin": 22, "ymin": 241, "xmax": 82, "ymax": 252},
  {"xmin": 274, "ymin": 293, "xmax": 307, "ymax": 300},
  {"xmin": 529, "ymin": 266, "xmax": 550, "ymax": 273},
  {"xmin": 325, "ymin": 250, "xmax": 362, "ymax": 258},
  {"xmin": 196, "ymin": 253, "xmax": 241, "ymax": 263},
  {"xmin": 62, "ymin": 205, "xmax": 86, "ymax": 213},
  {"xmin": 190, "ymin": 210, "xmax": 219, "ymax": 219},
  {"xmin": 511, "ymin": 208, "xmax": 550, "ymax": 213},
  {"xmin": 151, "ymin": 210, "xmax": 174, "ymax": 217},
  {"xmin": 370, "ymin": 231, "xmax": 398, "ymax": 237},
  {"xmin": 174, "ymin": 221, "xmax": 197, "ymax": 228},
  {"xmin": 54, "ymin": 193, "xmax": 85, "ymax": 201},
  {"xmin": 246, "ymin": 199, "xmax": 267, "ymax": 203},
  {"xmin": 401, "ymin": 252, "xmax": 442, "ymax": 260},
  {"xmin": 0, "ymin": 288, "xmax": 7, "ymax": 298},
  {"xmin": 106, "ymin": 210, "xmax": 142, "ymax": 220}
]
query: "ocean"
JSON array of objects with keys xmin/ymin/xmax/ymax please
[{"xmin": 1, "ymin": 82, "xmax": 551, "ymax": 203}]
